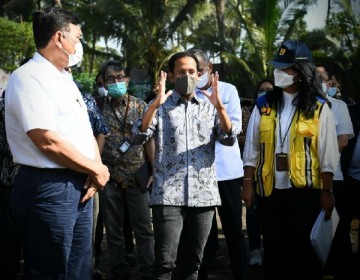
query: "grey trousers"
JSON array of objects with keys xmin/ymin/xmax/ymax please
[{"xmin": 99, "ymin": 181, "xmax": 154, "ymax": 276}]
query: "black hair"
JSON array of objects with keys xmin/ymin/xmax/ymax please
[
  {"xmin": 315, "ymin": 62, "xmax": 336, "ymax": 80},
  {"xmin": 268, "ymin": 62, "xmax": 325, "ymax": 119},
  {"xmin": 253, "ymin": 78, "xmax": 275, "ymax": 100},
  {"xmin": 33, "ymin": 7, "xmax": 80, "ymax": 49},
  {"xmin": 95, "ymin": 71, "xmax": 102, "ymax": 82},
  {"xmin": 186, "ymin": 47, "xmax": 210, "ymax": 64},
  {"xmin": 168, "ymin": 52, "xmax": 199, "ymax": 73},
  {"xmin": 256, "ymin": 78, "xmax": 275, "ymax": 92},
  {"xmin": 100, "ymin": 60, "xmax": 127, "ymax": 82}
]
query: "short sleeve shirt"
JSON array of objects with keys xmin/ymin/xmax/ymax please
[{"xmin": 5, "ymin": 52, "xmax": 95, "ymax": 168}]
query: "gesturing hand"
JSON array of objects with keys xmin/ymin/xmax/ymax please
[
  {"xmin": 153, "ymin": 71, "xmax": 173, "ymax": 109},
  {"xmin": 201, "ymin": 71, "xmax": 223, "ymax": 109}
]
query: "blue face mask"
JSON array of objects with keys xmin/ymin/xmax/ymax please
[
  {"xmin": 257, "ymin": 91, "xmax": 267, "ymax": 97},
  {"xmin": 108, "ymin": 82, "xmax": 127, "ymax": 98},
  {"xmin": 327, "ymin": 87, "xmax": 337, "ymax": 98}
]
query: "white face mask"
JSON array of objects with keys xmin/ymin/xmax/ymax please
[
  {"xmin": 197, "ymin": 71, "xmax": 209, "ymax": 89},
  {"xmin": 273, "ymin": 69, "xmax": 296, "ymax": 88},
  {"xmin": 61, "ymin": 33, "xmax": 84, "ymax": 67},
  {"xmin": 98, "ymin": 86, "xmax": 108, "ymax": 97}
]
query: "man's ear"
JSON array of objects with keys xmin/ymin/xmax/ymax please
[
  {"xmin": 168, "ymin": 72, "xmax": 174, "ymax": 83},
  {"xmin": 54, "ymin": 31, "xmax": 63, "ymax": 47},
  {"xmin": 209, "ymin": 63, "xmax": 214, "ymax": 74}
]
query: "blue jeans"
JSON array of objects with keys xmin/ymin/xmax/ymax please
[
  {"xmin": 152, "ymin": 206, "xmax": 214, "ymax": 280},
  {"xmin": 12, "ymin": 165, "xmax": 93, "ymax": 280}
]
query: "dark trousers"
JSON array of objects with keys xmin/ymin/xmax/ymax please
[
  {"xmin": 245, "ymin": 183, "xmax": 261, "ymax": 251},
  {"xmin": 258, "ymin": 188, "xmax": 322, "ymax": 280},
  {"xmin": 217, "ymin": 178, "xmax": 249, "ymax": 280},
  {"xmin": 198, "ymin": 178, "xmax": 249, "ymax": 280},
  {"xmin": 152, "ymin": 205, "xmax": 214, "ymax": 280},
  {"xmin": 12, "ymin": 165, "xmax": 93, "ymax": 280},
  {"xmin": 327, "ymin": 177, "xmax": 360, "ymax": 279},
  {"xmin": 0, "ymin": 184, "xmax": 21, "ymax": 280}
]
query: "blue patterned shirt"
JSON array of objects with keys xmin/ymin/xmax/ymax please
[
  {"xmin": 132, "ymin": 92, "xmax": 238, "ymax": 207},
  {"xmin": 82, "ymin": 93, "xmax": 110, "ymax": 136},
  {"xmin": 0, "ymin": 96, "xmax": 19, "ymax": 186}
]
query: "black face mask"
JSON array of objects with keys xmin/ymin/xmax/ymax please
[{"xmin": 175, "ymin": 75, "xmax": 197, "ymax": 96}]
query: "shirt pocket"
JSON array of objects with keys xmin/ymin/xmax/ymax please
[
  {"xmin": 296, "ymin": 117, "xmax": 318, "ymax": 138},
  {"xmin": 57, "ymin": 99, "xmax": 82, "ymax": 136},
  {"xmin": 259, "ymin": 117, "xmax": 275, "ymax": 143}
]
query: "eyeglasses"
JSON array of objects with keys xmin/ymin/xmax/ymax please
[{"xmin": 105, "ymin": 74, "xmax": 127, "ymax": 84}]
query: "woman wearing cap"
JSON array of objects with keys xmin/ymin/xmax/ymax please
[{"xmin": 241, "ymin": 40, "xmax": 339, "ymax": 280}]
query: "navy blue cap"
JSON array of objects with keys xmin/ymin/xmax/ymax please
[{"xmin": 269, "ymin": 40, "xmax": 312, "ymax": 69}]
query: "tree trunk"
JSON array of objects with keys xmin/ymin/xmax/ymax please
[{"xmin": 54, "ymin": 0, "xmax": 62, "ymax": 7}]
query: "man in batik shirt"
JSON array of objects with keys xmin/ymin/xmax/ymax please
[
  {"xmin": 0, "ymin": 91, "xmax": 21, "ymax": 279},
  {"xmin": 99, "ymin": 60, "xmax": 154, "ymax": 280},
  {"xmin": 132, "ymin": 52, "xmax": 237, "ymax": 280}
]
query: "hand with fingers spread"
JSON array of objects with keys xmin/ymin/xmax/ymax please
[
  {"xmin": 201, "ymin": 71, "xmax": 232, "ymax": 134},
  {"xmin": 201, "ymin": 71, "xmax": 224, "ymax": 110},
  {"xmin": 152, "ymin": 71, "xmax": 173, "ymax": 109},
  {"xmin": 141, "ymin": 71, "xmax": 173, "ymax": 132}
]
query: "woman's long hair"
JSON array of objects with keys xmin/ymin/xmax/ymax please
[{"xmin": 267, "ymin": 62, "xmax": 325, "ymax": 119}]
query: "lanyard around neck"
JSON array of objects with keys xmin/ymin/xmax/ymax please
[
  {"xmin": 278, "ymin": 102, "xmax": 297, "ymax": 152},
  {"xmin": 109, "ymin": 94, "xmax": 131, "ymax": 135}
]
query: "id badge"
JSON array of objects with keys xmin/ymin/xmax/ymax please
[
  {"xmin": 118, "ymin": 138, "xmax": 133, "ymax": 154},
  {"xmin": 276, "ymin": 153, "xmax": 288, "ymax": 171}
]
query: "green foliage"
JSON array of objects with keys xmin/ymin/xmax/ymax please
[
  {"xmin": 0, "ymin": 17, "xmax": 35, "ymax": 71},
  {"xmin": 72, "ymin": 71, "xmax": 96, "ymax": 93},
  {"xmin": 0, "ymin": 0, "xmax": 359, "ymax": 100}
]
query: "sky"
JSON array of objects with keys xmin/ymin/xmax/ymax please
[{"xmin": 304, "ymin": 0, "xmax": 328, "ymax": 31}]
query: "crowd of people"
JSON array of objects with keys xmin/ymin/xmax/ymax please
[{"xmin": 0, "ymin": 6, "xmax": 359, "ymax": 280}]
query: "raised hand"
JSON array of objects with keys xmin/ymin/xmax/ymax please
[
  {"xmin": 152, "ymin": 71, "xmax": 173, "ymax": 109},
  {"xmin": 201, "ymin": 71, "xmax": 223, "ymax": 109}
]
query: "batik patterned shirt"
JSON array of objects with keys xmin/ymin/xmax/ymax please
[
  {"xmin": 0, "ymin": 97, "xmax": 19, "ymax": 186},
  {"xmin": 82, "ymin": 93, "xmax": 110, "ymax": 136},
  {"xmin": 132, "ymin": 92, "xmax": 238, "ymax": 207},
  {"xmin": 102, "ymin": 94, "xmax": 146, "ymax": 187}
]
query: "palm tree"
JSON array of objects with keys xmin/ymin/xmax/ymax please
[
  {"xmin": 98, "ymin": 0, "xmax": 210, "ymax": 86},
  {"xmin": 216, "ymin": 0, "xmax": 316, "ymax": 86}
]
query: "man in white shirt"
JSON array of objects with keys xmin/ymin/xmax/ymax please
[
  {"xmin": 5, "ymin": 7, "xmax": 109, "ymax": 279},
  {"xmin": 316, "ymin": 63, "xmax": 354, "ymax": 279},
  {"xmin": 242, "ymin": 40, "xmax": 339, "ymax": 280},
  {"xmin": 187, "ymin": 48, "xmax": 249, "ymax": 280}
]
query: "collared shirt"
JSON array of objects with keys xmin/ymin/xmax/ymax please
[
  {"xmin": 5, "ymin": 52, "xmax": 95, "ymax": 168},
  {"xmin": 348, "ymin": 133, "xmax": 360, "ymax": 180},
  {"xmin": 243, "ymin": 91, "xmax": 339, "ymax": 189},
  {"xmin": 196, "ymin": 81, "xmax": 243, "ymax": 180},
  {"xmin": 327, "ymin": 96, "xmax": 354, "ymax": 180},
  {"xmin": 0, "ymin": 97, "xmax": 19, "ymax": 186},
  {"xmin": 82, "ymin": 92, "xmax": 110, "ymax": 136},
  {"xmin": 102, "ymin": 94, "xmax": 146, "ymax": 187},
  {"xmin": 132, "ymin": 91, "xmax": 237, "ymax": 207}
]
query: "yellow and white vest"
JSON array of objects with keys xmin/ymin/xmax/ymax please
[{"xmin": 256, "ymin": 97, "xmax": 325, "ymax": 196}]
